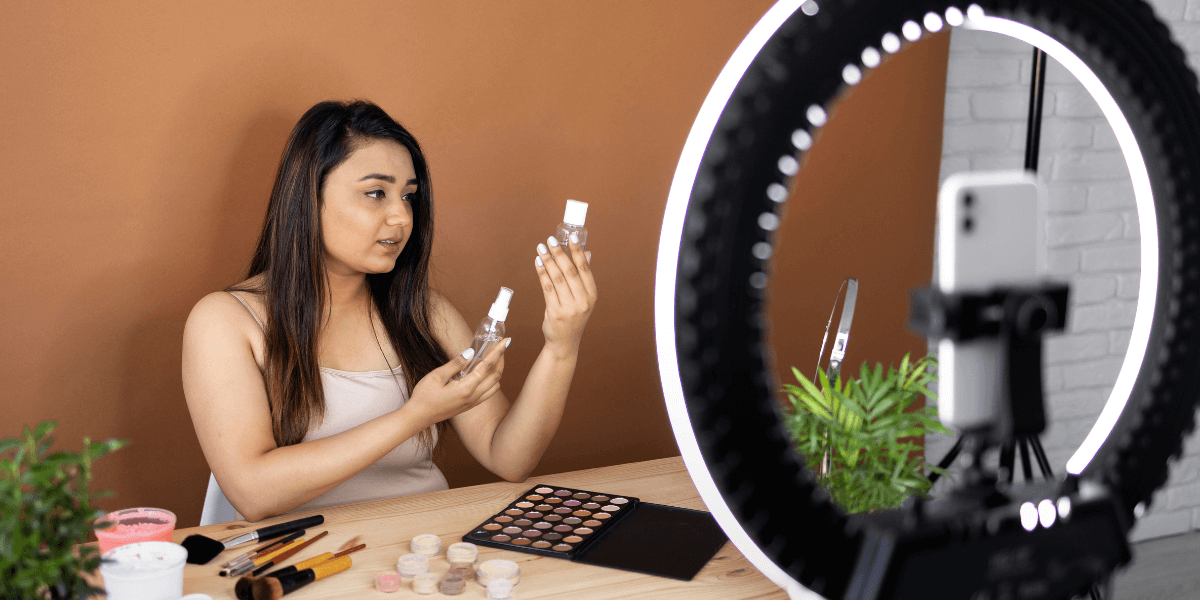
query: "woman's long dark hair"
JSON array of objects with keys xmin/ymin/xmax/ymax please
[{"xmin": 230, "ymin": 100, "xmax": 449, "ymax": 448}]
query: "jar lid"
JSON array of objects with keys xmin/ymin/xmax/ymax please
[{"xmin": 99, "ymin": 542, "xmax": 187, "ymax": 581}]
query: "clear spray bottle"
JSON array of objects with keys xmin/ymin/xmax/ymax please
[
  {"xmin": 554, "ymin": 199, "xmax": 588, "ymax": 254},
  {"xmin": 455, "ymin": 287, "xmax": 513, "ymax": 379}
]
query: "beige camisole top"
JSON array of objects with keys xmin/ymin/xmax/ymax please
[{"xmin": 227, "ymin": 292, "xmax": 449, "ymax": 513}]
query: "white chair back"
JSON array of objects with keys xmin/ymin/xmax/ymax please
[{"xmin": 199, "ymin": 472, "xmax": 238, "ymax": 526}]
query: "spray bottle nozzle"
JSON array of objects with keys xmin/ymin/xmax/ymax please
[{"xmin": 488, "ymin": 287, "xmax": 514, "ymax": 321}]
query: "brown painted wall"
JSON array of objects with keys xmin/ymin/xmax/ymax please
[{"xmin": 0, "ymin": 1, "xmax": 948, "ymax": 527}]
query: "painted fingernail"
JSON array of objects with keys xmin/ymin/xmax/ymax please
[
  {"xmin": 536, "ymin": 256, "xmax": 543, "ymax": 267},
  {"xmin": 538, "ymin": 243, "xmax": 548, "ymax": 255},
  {"xmin": 569, "ymin": 232, "xmax": 579, "ymax": 244},
  {"xmin": 547, "ymin": 236, "xmax": 558, "ymax": 248},
  {"xmin": 505, "ymin": 338, "xmax": 511, "ymax": 348},
  {"xmin": 461, "ymin": 347, "xmax": 475, "ymax": 360}
]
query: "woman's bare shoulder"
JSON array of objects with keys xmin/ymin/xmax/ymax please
[
  {"xmin": 186, "ymin": 277, "xmax": 266, "ymax": 337},
  {"xmin": 427, "ymin": 290, "xmax": 473, "ymax": 350}
]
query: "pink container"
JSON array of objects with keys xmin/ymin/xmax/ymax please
[{"xmin": 94, "ymin": 508, "xmax": 176, "ymax": 554}]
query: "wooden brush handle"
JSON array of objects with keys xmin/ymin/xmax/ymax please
[
  {"xmin": 254, "ymin": 538, "xmax": 306, "ymax": 565},
  {"xmin": 332, "ymin": 544, "xmax": 365, "ymax": 558},
  {"xmin": 250, "ymin": 531, "xmax": 328, "ymax": 576},
  {"xmin": 290, "ymin": 552, "xmax": 333, "ymax": 572}
]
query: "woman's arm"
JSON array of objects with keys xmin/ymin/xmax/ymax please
[
  {"xmin": 182, "ymin": 292, "xmax": 503, "ymax": 521},
  {"xmin": 444, "ymin": 235, "xmax": 596, "ymax": 481}
]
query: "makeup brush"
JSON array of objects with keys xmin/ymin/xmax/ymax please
[
  {"xmin": 234, "ymin": 543, "xmax": 365, "ymax": 600},
  {"xmin": 220, "ymin": 529, "xmax": 305, "ymax": 575},
  {"xmin": 221, "ymin": 532, "xmax": 300, "ymax": 570},
  {"xmin": 183, "ymin": 514, "xmax": 324, "ymax": 565},
  {"xmin": 222, "ymin": 535, "xmax": 309, "ymax": 577},
  {"xmin": 251, "ymin": 555, "xmax": 352, "ymax": 600}
]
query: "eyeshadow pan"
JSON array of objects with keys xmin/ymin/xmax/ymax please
[
  {"xmin": 503, "ymin": 526, "xmax": 521, "ymax": 535},
  {"xmin": 563, "ymin": 517, "xmax": 582, "ymax": 525},
  {"xmin": 573, "ymin": 510, "xmax": 592, "ymax": 517},
  {"xmin": 544, "ymin": 515, "xmax": 562, "ymax": 522},
  {"xmin": 524, "ymin": 512, "xmax": 543, "ymax": 519},
  {"xmin": 512, "ymin": 538, "xmax": 532, "ymax": 546},
  {"xmin": 546, "ymin": 498, "xmax": 563, "ymax": 504},
  {"xmin": 532, "ymin": 541, "xmax": 552, "ymax": 549},
  {"xmin": 583, "ymin": 503, "xmax": 600, "ymax": 510},
  {"xmin": 554, "ymin": 490, "xmax": 572, "ymax": 497},
  {"xmin": 470, "ymin": 530, "xmax": 488, "ymax": 538},
  {"xmin": 494, "ymin": 516, "xmax": 513, "ymax": 523},
  {"xmin": 602, "ymin": 505, "xmax": 620, "ymax": 512},
  {"xmin": 533, "ymin": 522, "xmax": 552, "ymax": 529},
  {"xmin": 514, "ymin": 519, "xmax": 532, "ymax": 527},
  {"xmin": 593, "ymin": 512, "xmax": 611, "ymax": 520},
  {"xmin": 564, "ymin": 500, "xmax": 581, "ymax": 507},
  {"xmin": 526, "ymin": 495, "xmax": 544, "ymax": 501},
  {"xmin": 492, "ymin": 535, "xmax": 511, "ymax": 542},
  {"xmin": 516, "ymin": 501, "xmax": 534, "ymax": 508},
  {"xmin": 574, "ymin": 528, "xmax": 594, "ymax": 535},
  {"xmin": 573, "ymin": 492, "xmax": 590, "ymax": 499},
  {"xmin": 553, "ymin": 525, "xmax": 572, "ymax": 532},
  {"xmin": 612, "ymin": 498, "xmax": 629, "ymax": 505},
  {"xmin": 505, "ymin": 509, "xmax": 523, "ymax": 516},
  {"xmin": 564, "ymin": 536, "xmax": 583, "ymax": 543},
  {"xmin": 592, "ymin": 495, "xmax": 609, "ymax": 502},
  {"xmin": 543, "ymin": 533, "xmax": 562, "ymax": 541},
  {"xmin": 553, "ymin": 507, "xmax": 571, "ymax": 514},
  {"xmin": 536, "ymin": 487, "xmax": 554, "ymax": 494},
  {"xmin": 536, "ymin": 504, "xmax": 552, "ymax": 511},
  {"xmin": 522, "ymin": 530, "xmax": 542, "ymax": 538},
  {"xmin": 553, "ymin": 544, "xmax": 572, "ymax": 551},
  {"xmin": 483, "ymin": 524, "xmax": 501, "ymax": 531},
  {"xmin": 583, "ymin": 520, "xmax": 601, "ymax": 527}
]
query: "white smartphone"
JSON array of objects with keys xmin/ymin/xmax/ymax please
[{"xmin": 936, "ymin": 170, "xmax": 1045, "ymax": 435}]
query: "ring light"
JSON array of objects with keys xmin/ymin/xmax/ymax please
[{"xmin": 655, "ymin": 1, "xmax": 1200, "ymax": 598}]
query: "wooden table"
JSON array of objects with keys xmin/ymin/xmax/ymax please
[{"xmin": 154, "ymin": 457, "xmax": 787, "ymax": 599}]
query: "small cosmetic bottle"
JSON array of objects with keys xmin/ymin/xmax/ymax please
[
  {"xmin": 456, "ymin": 287, "xmax": 513, "ymax": 379},
  {"xmin": 554, "ymin": 199, "xmax": 588, "ymax": 254}
]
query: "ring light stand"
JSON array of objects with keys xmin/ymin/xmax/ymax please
[{"xmin": 654, "ymin": 1, "xmax": 1200, "ymax": 599}]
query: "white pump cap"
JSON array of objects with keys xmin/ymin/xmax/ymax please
[
  {"xmin": 563, "ymin": 199, "xmax": 588, "ymax": 227},
  {"xmin": 488, "ymin": 287, "xmax": 514, "ymax": 321}
]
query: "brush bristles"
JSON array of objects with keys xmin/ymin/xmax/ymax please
[
  {"xmin": 182, "ymin": 534, "xmax": 228, "ymax": 565},
  {"xmin": 234, "ymin": 575, "xmax": 257, "ymax": 600},
  {"xmin": 251, "ymin": 576, "xmax": 284, "ymax": 600}
]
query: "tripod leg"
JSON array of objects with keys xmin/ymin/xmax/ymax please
[
  {"xmin": 1028, "ymin": 435, "xmax": 1056, "ymax": 479},
  {"xmin": 1018, "ymin": 437, "xmax": 1035, "ymax": 483},
  {"xmin": 928, "ymin": 436, "xmax": 965, "ymax": 484},
  {"xmin": 1000, "ymin": 439, "xmax": 1016, "ymax": 484}
]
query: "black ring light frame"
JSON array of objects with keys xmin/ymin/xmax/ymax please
[{"xmin": 656, "ymin": 0, "xmax": 1200, "ymax": 598}]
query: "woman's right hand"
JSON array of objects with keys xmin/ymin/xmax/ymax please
[{"xmin": 406, "ymin": 340, "xmax": 510, "ymax": 424}]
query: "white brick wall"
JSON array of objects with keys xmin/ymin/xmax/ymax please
[{"xmin": 928, "ymin": 0, "xmax": 1200, "ymax": 542}]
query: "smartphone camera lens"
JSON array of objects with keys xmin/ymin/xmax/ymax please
[
  {"xmin": 963, "ymin": 193, "xmax": 975, "ymax": 206},
  {"xmin": 963, "ymin": 217, "xmax": 974, "ymax": 232}
]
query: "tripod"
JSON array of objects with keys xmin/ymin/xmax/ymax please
[{"xmin": 929, "ymin": 432, "xmax": 1054, "ymax": 484}]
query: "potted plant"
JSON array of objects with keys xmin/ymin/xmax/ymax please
[
  {"xmin": 782, "ymin": 353, "xmax": 949, "ymax": 514},
  {"xmin": 1, "ymin": 421, "xmax": 126, "ymax": 599}
]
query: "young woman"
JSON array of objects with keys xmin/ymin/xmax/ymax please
[{"xmin": 182, "ymin": 100, "xmax": 596, "ymax": 522}]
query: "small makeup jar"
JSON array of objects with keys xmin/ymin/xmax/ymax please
[
  {"xmin": 375, "ymin": 571, "xmax": 400, "ymax": 593},
  {"xmin": 411, "ymin": 534, "xmax": 442, "ymax": 556},
  {"xmin": 439, "ymin": 570, "xmax": 467, "ymax": 595},
  {"xmin": 446, "ymin": 542, "xmax": 479, "ymax": 567},
  {"xmin": 397, "ymin": 553, "xmax": 430, "ymax": 579},
  {"xmin": 99, "ymin": 541, "xmax": 187, "ymax": 600},
  {"xmin": 412, "ymin": 573, "xmax": 439, "ymax": 595},
  {"xmin": 476, "ymin": 559, "xmax": 521, "ymax": 587},
  {"xmin": 93, "ymin": 508, "xmax": 176, "ymax": 554},
  {"xmin": 487, "ymin": 579, "xmax": 516, "ymax": 600}
]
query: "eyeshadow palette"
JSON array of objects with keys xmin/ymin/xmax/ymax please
[
  {"xmin": 463, "ymin": 484, "xmax": 728, "ymax": 581},
  {"xmin": 465, "ymin": 484, "xmax": 639, "ymax": 559}
]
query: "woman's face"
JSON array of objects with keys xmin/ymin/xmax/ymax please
[{"xmin": 320, "ymin": 138, "xmax": 418, "ymax": 277}]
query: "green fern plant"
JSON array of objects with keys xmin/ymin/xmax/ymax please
[{"xmin": 782, "ymin": 353, "xmax": 950, "ymax": 514}]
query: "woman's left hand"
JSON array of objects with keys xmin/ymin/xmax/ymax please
[{"xmin": 535, "ymin": 233, "xmax": 597, "ymax": 355}]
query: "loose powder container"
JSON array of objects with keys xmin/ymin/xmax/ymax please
[
  {"xmin": 397, "ymin": 553, "xmax": 430, "ymax": 578},
  {"xmin": 476, "ymin": 559, "xmax": 521, "ymax": 587},
  {"xmin": 412, "ymin": 572, "xmax": 438, "ymax": 595},
  {"xmin": 375, "ymin": 571, "xmax": 400, "ymax": 593},
  {"xmin": 447, "ymin": 542, "xmax": 479, "ymax": 566},
  {"xmin": 487, "ymin": 578, "xmax": 515, "ymax": 600},
  {"xmin": 411, "ymin": 533, "xmax": 442, "ymax": 556},
  {"xmin": 439, "ymin": 570, "xmax": 467, "ymax": 595}
]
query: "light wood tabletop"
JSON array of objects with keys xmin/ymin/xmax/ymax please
[{"xmin": 119, "ymin": 456, "xmax": 787, "ymax": 599}]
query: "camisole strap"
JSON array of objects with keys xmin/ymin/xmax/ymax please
[{"xmin": 226, "ymin": 291, "xmax": 266, "ymax": 332}]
